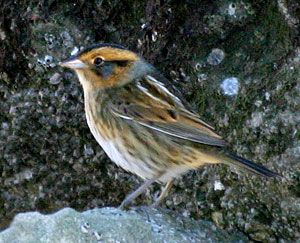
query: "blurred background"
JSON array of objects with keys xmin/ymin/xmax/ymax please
[{"xmin": 0, "ymin": 0, "xmax": 299, "ymax": 241}]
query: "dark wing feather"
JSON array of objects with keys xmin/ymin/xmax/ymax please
[{"xmin": 110, "ymin": 75, "xmax": 227, "ymax": 147}]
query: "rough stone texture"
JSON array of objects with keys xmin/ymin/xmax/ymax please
[
  {"xmin": 0, "ymin": 0, "xmax": 299, "ymax": 242},
  {"xmin": 0, "ymin": 207, "xmax": 247, "ymax": 242}
]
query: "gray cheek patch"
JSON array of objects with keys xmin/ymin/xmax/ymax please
[{"xmin": 101, "ymin": 63, "xmax": 115, "ymax": 79}]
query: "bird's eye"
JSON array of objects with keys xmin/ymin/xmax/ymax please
[{"xmin": 93, "ymin": 57, "xmax": 104, "ymax": 66}]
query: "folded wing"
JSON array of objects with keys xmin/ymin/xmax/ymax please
[{"xmin": 110, "ymin": 75, "xmax": 227, "ymax": 147}]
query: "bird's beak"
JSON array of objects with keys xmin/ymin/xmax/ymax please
[{"xmin": 59, "ymin": 58, "xmax": 87, "ymax": 69}]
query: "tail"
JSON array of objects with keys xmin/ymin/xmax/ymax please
[{"xmin": 224, "ymin": 152, "xmax": 281, "ymax": 178}]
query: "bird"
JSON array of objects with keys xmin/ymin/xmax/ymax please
[{"xmin": 59, "ymin": 43, "xmax": 279, "ymax": 209}]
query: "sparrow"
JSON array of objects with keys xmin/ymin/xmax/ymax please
[{"xmin": 60, "ymin": 43, "xmax": 279, "ymax": 209}]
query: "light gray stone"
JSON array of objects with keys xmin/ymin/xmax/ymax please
[{"xmin": 0, "ymin": 207, "xmax": 246, "ymax": 243}]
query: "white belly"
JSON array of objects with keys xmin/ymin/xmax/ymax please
[
  {"xmin": 85, "ymin": 108, "xmax": 193, "ymax": 183},
  {"xmin": 86, "ymin": 113, "xmax": 158, "ymax": 180}
]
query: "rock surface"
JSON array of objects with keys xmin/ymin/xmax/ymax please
[
  {"xmin": 0, "ymin": 0, "xmax": 299, "ymax": 241},
  {"xmin": 0, "ymin": 207, "xmax": 246, "ymax": 243}
]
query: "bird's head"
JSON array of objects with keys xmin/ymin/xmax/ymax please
[{"xmin": 60, "ymin": 43, "xmax": 152, "ymax": 91}]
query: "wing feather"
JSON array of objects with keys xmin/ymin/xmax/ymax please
[{"xmin": 110, "ymin": 75, "xmax": 227, "ymax": 147}]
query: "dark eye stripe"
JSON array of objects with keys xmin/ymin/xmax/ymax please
[
  {"xmin": 114, "ymin": 60, "xmax": 128, "ymax": 67},
  {"xmin": 90, "ymin": 60, "xmax": 128, "ymax": 79}
]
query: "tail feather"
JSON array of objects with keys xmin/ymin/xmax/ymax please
[{"xmin": 225, "ymin": 152, "xmax": 280, "ymax": 178}]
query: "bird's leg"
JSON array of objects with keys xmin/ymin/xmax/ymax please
[
  {"xmin": 151, "ymin": 179, "xmax": 174, "ymax": 207},
  {"xmin": 119, "ymin": 177, "xmax": 157, "ymax": 210}
]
